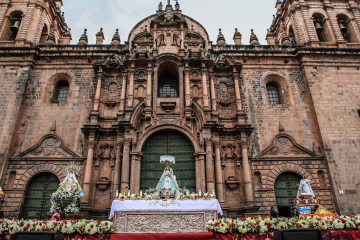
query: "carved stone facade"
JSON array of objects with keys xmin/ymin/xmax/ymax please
[
  {"xmin": 114, "ymin": 211, "xmax": 217, "ymax": 233},
  {"xmin": 0, "ymin": 0, "xmax": 360, "ymax": 219}
]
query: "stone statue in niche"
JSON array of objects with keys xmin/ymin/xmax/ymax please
[
  {"xmin": 270, "ymin": 137, "xmax": 301, "ymax": 155},
  {"xmin": 157, "ymin": 34, "xmax": 165, "ymax": 47},
  {"xmin": 31, "ymin": 137, "xmax": 65, "ymax": 156}
]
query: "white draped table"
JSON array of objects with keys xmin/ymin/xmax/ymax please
[{"xmin": 109, "ymin": 199, "xmax": 223, "ymax": 233}]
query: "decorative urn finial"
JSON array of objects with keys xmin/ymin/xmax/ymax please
[
  {"xmin": 78, "ymin": 28, "xmax": 88, "ymax": 45},
  {"xmin": 111, "ymin": 28, "xmax": 121, "ymax": 46},
  {"xmin": 249, "ymin": 29, "xmax": 260, "ymax": 46}
]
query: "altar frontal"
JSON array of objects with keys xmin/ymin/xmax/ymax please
[{"xmin": 110, "ymin": 156, "xmax": 223, "ymax": 233}]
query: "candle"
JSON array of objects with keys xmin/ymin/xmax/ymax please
[
  {"xmin": 199, "ymin": 189, "xmax": 201, "ymax": 195},
  {"xmin": 140, "ymin": 190, "xmax": 143, "ymax": 197},
  {"xmin": 186, "ymin": 190, "xmax": 189, "ymax": 196},
  {"xmin": 116, "ymin": 190, "xmax": 119, "ymax": 197},
  {"xmin": 128, "ymin": 190, "xmax": 131, "ymax": 196},
  {"xmin": 212, "ymin": 189, "xmax": 215, "ymax": 195}
]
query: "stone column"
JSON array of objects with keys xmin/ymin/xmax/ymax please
[
  {"xmin": 94, "ymin": 69, "xmax": 103, "ymax": 111},
  {"xmin": 119, "ymin": 72, "xmax": 127, "ymax": 112},
  {"xmin": 241, "ymin": 139, "xmax": 255, "ymax": 203},
  {"xmin": 130, "ymin": 154, "xmax": 138, "ymax": 194},
  {"xmin": 113, "ymin": 141, "xmax": 123, "ymax": 192},
  {"xmin": 202, "ymin": 68, "xmax": 210, "ymax": 108},
  {"xmin": 195, "ymin": 155, "xmax": 200, "ymax": 192},
  {"xmin": 82, "ymin": 140, "xmax": 96, "ymax": 203},
  {"xmin": 214, "ymin": 141, "xmax": 225, "ymax": 203},
  {"xmin": 153, "ymin": 26, "xmax": 157, "ymax": 49},
  {"xmin": 127, "ymin": 69, "xmax": 135, "ymax": 108},
  {"xmin": 146, "ymin": 68, "xmax": 153, "ymax": 107},
  {"xmin": 120, "ymin": 139, "xmax": 131, "ymax": 190},
  {"xmin": 233, "ymin": 71, "xmax": 242, "ymax": 112},
  {"xmin": 210, "ymin": 73, "xmax": 217, "ymax": 111},
  {"xmin": 199, "ymin": 154, "xmax": 206, "ymax": 193},
  {"xmin": 205, "ymin": 139, "xmax": 215, "ymax": 193},
  {"xmin": 184, "ymin": 67, "xmax": 191, "ymax": 107}
]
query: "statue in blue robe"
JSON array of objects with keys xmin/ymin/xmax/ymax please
[{"xmin": 156, "ymin": 165, "xmax": 179, "ymax": 193}]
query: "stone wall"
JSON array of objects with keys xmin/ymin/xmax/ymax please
[
  {"xmin": 303, "ymin": 55, "xmax": 360, "ymax": 215},
  {"xmin": 0, "ymin": 65, "xmax": 30, "ymax": 184}
]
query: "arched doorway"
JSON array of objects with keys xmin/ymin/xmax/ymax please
[
  {"xmin": 21, "ymin": 173, "xmax": 59, "ymax": 220},
  {"xmin": 274, "ymin": 172, "xmax": 301, "ymax": 217},
  {"xmin": 140, "ymin": 131, "xmax": 195, "ymax": 193}
]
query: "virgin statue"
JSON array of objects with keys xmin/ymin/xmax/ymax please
[
  {"xmin": 297, "ymin": 176, "xmax": 315, "ymax": 198},
  {"xmin": 156, "ymin": 163, "xmax": 179, "ymax": 193}
]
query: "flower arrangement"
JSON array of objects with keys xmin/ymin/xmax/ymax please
[
  {"xmin": 114, "ymin": 191, "xmax": 153, "ymax": 201},
  {"xmin": 206, "ymin": 215, "xmax": 360, "ymax": 234},
  {"xmin": 0, "ymin": 219, "xmax": 115, "ymax": 236},
  {"xmin": 184, "ymin": 192, "xmax": 217, "ymax": 200}
]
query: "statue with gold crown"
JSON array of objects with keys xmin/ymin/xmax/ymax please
[{"xmin": 156, "ymin": 156, "xmax": 179, "ymax": 199}]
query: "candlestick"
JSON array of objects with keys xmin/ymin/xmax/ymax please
[{"xmin": 116, "ymin": 190, "xmax": 119, "ymax": 197}]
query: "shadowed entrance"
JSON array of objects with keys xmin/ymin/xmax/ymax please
[{"xmin": 140, "ymin": 131, "xmax": 195, "ymax": 193}]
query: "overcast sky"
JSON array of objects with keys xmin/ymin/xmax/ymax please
[{"xmin": 62, "ymin": 0, "xmax": 276, "ymax": 45}]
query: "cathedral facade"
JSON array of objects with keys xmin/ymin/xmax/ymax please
[{"xmin": 0, "ymin": 0, "xmax": 359, "ymax": 219}]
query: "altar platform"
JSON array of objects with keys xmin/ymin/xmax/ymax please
[{"xmin": 109, "ymin": 199, "xmax": 223, "ymax": 233}]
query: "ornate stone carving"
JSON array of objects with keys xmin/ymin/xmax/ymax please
[
  {"xmin": 114, "ymin": 211, "xmax": 217, "ymax": 233},
  {"xmin": 270, "ymin": 137, "xmax": 301, "ymax": 155},
  {"xmin": 31, "ymin": 137, "xmax": 65, "ymax": 156}
]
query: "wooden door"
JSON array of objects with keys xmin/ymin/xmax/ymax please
[
  {"xmin": 274, "ymin": 172, "xmax": 301, "ymax": 217},
  {"xmin": 21, "ymin": 173, "xmax": 59, "ymax": 220},
  {"xmin": 141, "ymin": 131, "xmax": 196, "ymax": 193}
]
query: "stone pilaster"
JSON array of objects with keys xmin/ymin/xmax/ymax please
[
  {"xmin": 233, "ymin": 71, "xmax": 242, "ymax": 113},
  {"xmin": 146, "ymin": 68, "xmax": 153, "ymax": 107},
  {"xmin": 127, "ymin": 68, "xmax": 135, "ymax": 108},
  {"xmin": 202, "ymin": 68, "xmax": 209, "ymax": 108},
  {"xmin": 184, "ymin": 67, "xmax": 191, "ymax": 107},
  {"xmin": 214, "ymin": 141, "xmax": 224, "ymax": 203},
  {"xmin": 113, "ymin": 141, "xmax": 123, "ymax": 192},
  {"xmin": 120, "ymin": 139, "xmax": 131, "ymax": 190},
  {"xmin": 324, "ymin": 3, "xmax": 346, "ymax": 44},
  {"xmin": 82, "ymin": 140, "xmax": 96, "ymax": 204},
  {"xmin": 119, "ymin": 71, "xmax": 127, "ymax": 112},
  {"xmin": 241, "ymin": 139, "xmax": 255, "ymax": 204},
  {"xmin": 205, "ymin": 138, "xmax": 215, "ymax": 193},
  {"xmin": 93, "ymin": 68, "xmax": 103, "ymax": 111},
  {"xmin": 210, "ymin": 73, "xmax": 217, "ymax": 112}
]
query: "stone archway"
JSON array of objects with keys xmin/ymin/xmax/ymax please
[
  {"xmin": 21, "ymin": 172, "xmax": 60, "ymax": 220},
  {"xmin": 264, "ymin": 163, "xmax": 313, "ymax": 190},
  {"xmin": 140, "ymin": 130, "xmax": 196, "ymax": 193}
]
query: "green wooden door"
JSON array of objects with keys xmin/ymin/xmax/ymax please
[
  {"xmin": 141, "ymin": 131, "xmax": 196, "ymax": 193},
  {"xmin": 274, "ymin": 172, "xmax": 301, "ymax": 217},
  {"xmin": 22, "ymin": 173, "xmax": 59, "ymax": 220}
]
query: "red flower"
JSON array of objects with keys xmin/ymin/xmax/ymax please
[
  {"xmin": 242, "ymin": 225, "xmax": 245, "ymax": 229},
  {"xmin": 105, "ymin": 222, "xmax": 108, "ymax": 226},
  {"xmin": 90, "ymin": 225, "xmax": 94, "ymax": 228}
]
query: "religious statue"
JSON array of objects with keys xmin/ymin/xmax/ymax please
[
  {"xmin": 156, "ymin": 156, "xmax": 179, "ymax": 197},
  {"xmin": 297, "ymin": 176, "xmax": 315, "ymax": 198}
]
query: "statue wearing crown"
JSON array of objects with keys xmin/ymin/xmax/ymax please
[{"xmin": 156, "ymin": 156, "xmax": 179, "ymax": 199}]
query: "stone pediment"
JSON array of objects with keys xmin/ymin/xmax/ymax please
[
  {"xmin": 16, "ymin": 134, "xmax": 80, "ymax": 158},
  {"xmin": 256, "ymin": 134, "xmax": 318, "ymax": 158}
]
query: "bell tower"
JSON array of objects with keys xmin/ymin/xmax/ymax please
[
  {"xmin": 267, "ymin": 0, "xmax": 360, "ymax": 48},
  {"xmin": 0, "ymin": 0, "xmax": 71, "ymax": 46}
]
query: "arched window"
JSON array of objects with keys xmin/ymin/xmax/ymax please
[
  {"xmin": 158, "ymin": 74, "xmax": 178, "ymax": 97},
  {"xmin": 39, "ymin": 25, "xmax": 48, "ymax": 45},
  {"xmin": 337, "ymin": 14, "xmax": 359, "ymax": 43},
  {"xmin": 313, "ymin": 13, "xmax": 334, "ymax": 43},
  {"xmin": 54, "ymin": 81, "xmax": 69, "ymax": 103},
  {"xmin": 266, "ymin": 84, "xmax": 281, "ymax": 104},
  {"xmin": 1, "ymin": 11, "xmax": 23, "ymax": 41},
  {"xmin": 158, "ymin": 62, "xmax": 179, "ymax": 98}
]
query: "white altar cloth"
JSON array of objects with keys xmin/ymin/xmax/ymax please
[{"xmin": 109, "ymin": 199, "xmax": 223, "ymax": 219}]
